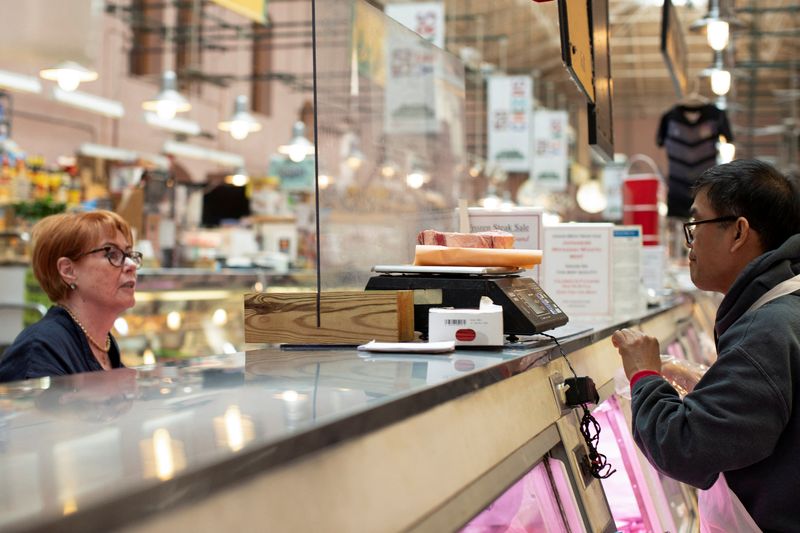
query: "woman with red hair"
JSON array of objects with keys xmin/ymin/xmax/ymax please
[{"xmin": 0, "ymin": 210, "xmax": 140, "ymax": 382}]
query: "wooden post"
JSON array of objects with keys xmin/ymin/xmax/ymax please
[{"xmin": 244, "ymin": 291, "xmax": 415, "ymax": 345}]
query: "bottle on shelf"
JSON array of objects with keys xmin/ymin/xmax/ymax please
[
  {"xmin": 12, "ymin": 157, "xmax": 30, "ymax": 203},
  {"xmin": 0, "ymin": 155, "xmax": 11, "ymax": 204}
]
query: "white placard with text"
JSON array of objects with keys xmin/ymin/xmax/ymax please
[{"xmin": 467, "ymin": 207, "xmax": 543, "ymax": 281}]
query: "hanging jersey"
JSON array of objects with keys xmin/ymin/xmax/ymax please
[{"xmin": 657, "ymin": 104, "xmax": 733, "ymax": 218}]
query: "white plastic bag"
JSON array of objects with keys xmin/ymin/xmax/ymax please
[
  {"xmin": 699, "ymin": 474, "xmax": 762, "ymax": 533},
  {"xmin": 659, "ymin": 353, "xmax": 707, "ymax": 398}
]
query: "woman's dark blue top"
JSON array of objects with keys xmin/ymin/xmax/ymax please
[{"xmin": 0, "ymin": 306, "xmax": 123, "ymax": 383}]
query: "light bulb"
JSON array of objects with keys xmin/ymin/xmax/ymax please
[
  {"xmin": 380, "ymin": 164, "xmax": 396, "ymax": 178},
  {"xmin": 142, "ymin": 349, "xmax": 156, "ymax": 365},
  {"xmin": 288, "ymin": 144, "xmax": 307, "ymax": 163},
  {"xmin": 406, "ymin": 171, "xmax": 425, "ymax": 189},
  {"xmin": 576, "ymin": 181, "xmax": 608, "ymax": 214},
  {"xmin": 318, "ymin": 174, "xmax": 332, "ymax": 189},
  {"xmin": 707, "ymin": 20, "xmax": 729, "ymax": 51},
  {"xmin": 229, "ymin": 172, "xmax": 249, "ymax": 187},
  {"xmin": 346, "ymin": 155, "xmax": 363, "ymax": 170},
  {"xmin": 57, "ymin": 71, "xmax": 82, "ymax": 92},
  {"xmin": 156, "ymin": 100, "xmax": 178, "ymax": 120},
  {"xmin": 114, "ymin": 317, "xmax": 129, "ymax": 336},
  {"xmin": 480, "ymin": 195, "xmax": 502, "ymax": 209},
  {"xmin": 718, "ymin": 136, "xmax": 735, "ymax": 163},
  {"xmin": 166, "ymin": 311, "xmax": 182, "ymax": 331},
  {"xmin": 229, "ymin": 121, "xmax": 250, "ymax": 141},
  {"xmin": 710, "ymin": 69, "xmax": 731, "ymax": 96},
  {"xmin": 212, "ymin": 308, "xmax": 228, "ymax": 326}
]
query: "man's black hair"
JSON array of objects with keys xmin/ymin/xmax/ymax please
[{"xmin": 693, "ymin": 159, "xmax": 800, "ymax": 252}]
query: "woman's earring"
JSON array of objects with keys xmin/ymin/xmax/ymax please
[{"xmin": 69, "ymin": 283, "xmax": 77, "ymax": 290}]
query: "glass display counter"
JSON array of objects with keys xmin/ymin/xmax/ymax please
[
  {"xmin": 115, "ymin": 267, "xmax": 315, "ymax": 366},
  {"xmin": 0, "ymin": 296, "xmax": 703, "ymax": 532}
]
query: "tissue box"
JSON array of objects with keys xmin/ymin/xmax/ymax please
[{"xmin": 428, "ymin": 303, "xmax": 504, "ymax": 347}]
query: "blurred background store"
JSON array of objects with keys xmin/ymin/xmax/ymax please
[{"xmin": 0, "ymin": 0, "xmax": 796, "ymax": 364}]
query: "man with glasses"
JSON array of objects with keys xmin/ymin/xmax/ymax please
[{"xmin": 612, "ymin": 159, "xmax": 800, "ymax": 531}]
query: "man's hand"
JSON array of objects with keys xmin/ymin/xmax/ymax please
[{"xmin": 611, "ymin": 328, "xmax": 662, "ymax": 380}]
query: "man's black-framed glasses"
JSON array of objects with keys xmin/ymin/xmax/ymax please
[
  {"xmin": 80, "ymin": 245, "xmax": 143, "ymax": 269},
  {"xmin": 683, "ymin": 216, "xmax": 738, "ymax": 246}
]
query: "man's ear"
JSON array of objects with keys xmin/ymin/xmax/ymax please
[
  {"xmin": 57, "ymin": 257, "xmax": 77, "ymax": 286},
  {"xmin": 730, "ymin": 217, "xmax": 751, "ymax": 252}
]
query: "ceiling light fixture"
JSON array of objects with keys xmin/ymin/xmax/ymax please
[
  {"xmin": 39, "ymin": 61, "xmax": 98, "ymax": 92},
  {"xmin": 218, "ymin": 95, "xmax": 261, "ymax": 140},
  {"xmin": 145, "ymin": 112, "xmax": 201, "ymax": 136},
  {"xmin": 691, "ymin": 0, "xmax": 742, "ymax": 50},
  {"xmin": 52, "ymin": 88, "xmax": 125, "ymax": 118},
  {"xmin": 277, "ymin": 121, "xmax": 315, "ymax": 163},
  {"xmin": 345, "ymin": 135, "xmax": 364, "ymax": 170},
  {"xmin": 0, "ymin": 70, "xmax": 42, "ymax": 94},
  {"xmin": 706, "ymin": 20, "xmax": 729, "ymax": 51},
  {"xmin": 162, "ymin": 140, "xmax": 244, "ymax": 167},
  {"xmin": 225, "ymin": 167, "xmax": 250, "ymax": 187},
  {"xmin": 718, "ymin": 135, "xmax": 735, "ymax": 163},
  {"xmin": 701, "ymin": 51, "xmax": 731, "ymax": 96},
  {"xmin": 142, "ymin": 71, "xmax": 191, "ymax": 120},
  {"xmin": 710, "ymin": 69, "xmax": 731, "ymax": 96}
]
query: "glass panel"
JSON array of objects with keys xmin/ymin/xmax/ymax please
[
  {"xmin": 460, "ymin": 457, "xmax": 585, "ymax": 533},
  {"xmin": 315, "ymin": 0, "xmax": 467, "ymax": 290},
  {"xmin": 595, "ymin": 395, "xmax": 696, "ymax": 533}
]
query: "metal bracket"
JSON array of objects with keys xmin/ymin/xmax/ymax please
[{"xmin": 549, "ymin": 372, "xmax": 573, "ymax": 416}]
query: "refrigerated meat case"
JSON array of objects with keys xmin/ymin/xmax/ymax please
[{"xmin": 0, "ymin": 293, "xmax": 719, "ymax": 532}]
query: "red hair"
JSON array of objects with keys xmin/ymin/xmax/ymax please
[{"xmin": 31, "ymin": 210, "xmax": 134, "ymax": 302}]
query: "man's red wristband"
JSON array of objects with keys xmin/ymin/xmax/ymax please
[{"xmin": 630, "ymin": 370, "xmax": 661, "ymax": 387}]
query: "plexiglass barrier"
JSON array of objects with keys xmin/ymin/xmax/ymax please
[{"xmin": 314, "ymin": 0, "xmax": 467, "ymax": 290}]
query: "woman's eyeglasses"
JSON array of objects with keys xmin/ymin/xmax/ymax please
[
  {"xmin": 683, "ymin": 216, "xmax": 738, "ymax": 245},
  {"xmin": 80, "ymin": 245, "xmax": 143, "ymax": 269}
]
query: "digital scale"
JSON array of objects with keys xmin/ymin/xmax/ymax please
[{"xmin": 365, "ymin": 265, "xmax": 569, "ymax": 339}]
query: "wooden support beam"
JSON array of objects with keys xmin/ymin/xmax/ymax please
[{"xmin": 244, "ymin": 291, "xmax": 415, "ymax": 344}]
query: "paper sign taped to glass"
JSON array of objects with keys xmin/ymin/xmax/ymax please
[{"xmin": 413, "ymin": 245, "xmax": 543, "ymax": 269}]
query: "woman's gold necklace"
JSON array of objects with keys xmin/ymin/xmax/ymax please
[{"xmin": 59, "ymin": 305, "xmax": 112, "ymax": 353}]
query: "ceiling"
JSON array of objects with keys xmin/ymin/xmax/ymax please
[
  {"xmin": 432, "ymin": 0, "xmax": 799, "ymax": 167},
  {"xmin": 112, "ymin": 0, "xmax": 799, "ymax": 169}
]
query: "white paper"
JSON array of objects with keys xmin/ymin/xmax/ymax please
[
  {"xmin": 612, "ymin": 226, "xmax": 645, "ymax": 318},
  {"xmin": 542, "ymin": 223, "xmax": 614, "ymax": 319},
  {"xmin": 357, "ymin": 340, "xmax": 455, "ymax": 354}
]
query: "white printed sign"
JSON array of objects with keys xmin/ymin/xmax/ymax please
[
  {"xmin": 488, "ymin": 75, "xmax": 532, "ymax": 172},
  {"xmin": 542, "ymin": 223, "xmax": 645, "ymax": 320},
  {"xmin": 467, "ymin": 207, "xmax": 543, "ymax": 281},
  {"xmin": 612, "ymin": 226, "xmax": 645, "ymax": 318},
  {"xmin": 542, "ymin": 223, "xmax": 614, "ymax": 320},
  {"xmin": 531, "ymin": 110, "xmax": 569, "ymax": 191},
  {"xmin": 384, "ymin": 29, "xmax": 438, "ymax": 134},
  {"xmin": 385, "ymin": 2, "xmax": 445, "ymax": 49}
]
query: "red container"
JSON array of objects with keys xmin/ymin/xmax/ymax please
[{"xmin": 623, "ymin": 175, "xmax": 662, "ymax": 246}]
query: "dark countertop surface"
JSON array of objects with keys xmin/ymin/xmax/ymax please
[{"xmin": 0, "ymin": 297, "xmax": 689, "ymax": 532}]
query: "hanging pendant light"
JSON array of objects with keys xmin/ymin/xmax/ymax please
[
  {"xmin": 218, "ymin": 95, "xmax": 262, "ymax": 140},
  {"xmin": 277, "ymin": 121, "xmax": 315, "ymax": 163},
  {"xmin": 142, "ymin": 71, "xmax": 191, "ymax": 120},
  {"xmin": 691, "ymin": 0, "xmax": 742, "ymax": 51},
  {"xmin": 706, "ymin": 20, "xmax": 730, "ymax": 51},
  {"xmin": 39, "ymin": 61, "xmax": 98, "ymax": 92},
  {"xmin": 701, "ymin": 51, "xmax": 732, "ymax": 97},
  {"xmin": 225, "ymin": 166, "xmax": 250, "ymax": 187}
]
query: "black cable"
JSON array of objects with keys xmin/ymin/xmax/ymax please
[{"xmin": 539, "ymin": 333, "xmax": 616, "ymax": 480}]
